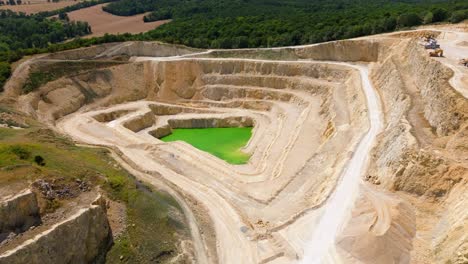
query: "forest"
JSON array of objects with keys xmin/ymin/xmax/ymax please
[
  {"xmin": 141, "ymin": 0, "xmax": 468, "ymax": 48},
  {"xmin": 0, "ymin": 10, "xmax": 91, "ymax": 90},
  {"xmin": 1, "ymin": 0, "xmax": 468, "ymax": 90}
]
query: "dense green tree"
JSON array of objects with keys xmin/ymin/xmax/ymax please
[
  {"xmin": 450, "ymin": 10, "xmax": 468, "ymax": 23},
  {"xmin": 397, "ymin": 13, "xmax": 422, "ymax": 28},
  {"xmin": 0, "ymin": 62, "xmax": 11, "ymax": 92},
  {"xmin": 431, "ymin": 8, "xmax": 449, "ymax": 22},
  {"xmin": 1, "ymin": 0, "xmax": 467, "ymax": 92}
]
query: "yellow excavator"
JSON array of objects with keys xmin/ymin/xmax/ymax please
[{"xmin": 429, "ymin": 48, "xmax": 444, "ymax": 57}]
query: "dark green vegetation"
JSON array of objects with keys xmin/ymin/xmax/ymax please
[
  {"xmin": 105, "ymin": 0, "xmax": 468, "ymax": 48},
  {"xmin": 161, "ymin": 127, "xmax": 252, "ymax": 164},
  {"xmin": 105, "ymin": 183, "xmax": 188, "ymax": 263},
  {"xmin": 0, "ymin": 109, "xmax": 187, "ymax": 262},
  {"xmin": 0, "ymin": 10, "xmax": 91, "ymax": 90},
  {"xmin": 1, "ymin": 1, "xmax": 467, "ymax": 91}
]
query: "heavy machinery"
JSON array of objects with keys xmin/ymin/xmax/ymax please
[
  {"xmin": 429, "ymin": 48, "xmax": 444, "ymax": 57},
  {"xmin": 425, "ymin": 40, "xmax": 440, "ymax": 49},
  {"xmin": 460, "ymin": 58, "xmax": 468, "ymax": 67}
]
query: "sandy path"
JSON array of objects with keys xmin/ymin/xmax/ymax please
[
  {"xmin": 300, "ymin": 64, "xmax": 383, "ymax": 263},
  {"xmin": 67, "ymin": 4, "xmax": 170, "ymax": 37}
]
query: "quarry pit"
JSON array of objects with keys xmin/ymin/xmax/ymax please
[{"xmin": 0, "ymin": 24, "xmax": 467, "ymax": 264}]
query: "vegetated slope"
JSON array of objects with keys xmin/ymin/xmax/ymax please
[
  {"xmin": 0, "ymin": 108, "xmax": 191, "ymax": 263},
  {"xmin": 103, "ymin": 0, "xmax": 468, "ymax": 48},
  {"xmin": 1, "ymin": 0, "xmax": 466, "ymax": 92}
]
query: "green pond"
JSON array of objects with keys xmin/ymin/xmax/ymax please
[{"xmin": 161, "ymin": 127, "xmax": 252, "ymax": 164}]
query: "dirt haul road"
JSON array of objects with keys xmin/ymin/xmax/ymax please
[{"xmin": 300, "ymin": 64, "xmax": 383, "ymax": 263}]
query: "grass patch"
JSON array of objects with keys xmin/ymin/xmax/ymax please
[
  {"xmin": 105, "ymin": 182, "xmax": 186, "ymax": 263},
  {"xmin": 161, "ymin": 127, "xmax": 252, "ymax": 164},
  {"xmin": 0, "ymin": 122, "xmax": 187, "ymax": 262}
]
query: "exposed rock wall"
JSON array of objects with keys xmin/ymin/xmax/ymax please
[
  {"xmin": 0, "ymin": 196, "xmax": 112, "ymax": 264},
  {"xmin": 43, "ymin": 41, "xmax": 200, "ymax": 60},
  {"xmin": 204, "ymin": 39, "xmax": 395, "ymax": 62},
  {"xmin": 0, "ymin": 190, "xmax": 40, "ymax": 237},
  {"xmin": 368, "ymin": 37, "xmax": 467, "ymax": 263},
  {"xmin": 368, "ymin": 39, "xmax": 467, "ymax": 198},
  {"xmin": 24, "ymin": 63, "xmax": 147, "ymax": 124},
  {"xmin": 168, "ymin": 116, "xmax": 253, "ymax": 129},
  {"xmin": 123, "ymin": 111, "xmax": 155, "ymax": 132},
  {"xmin": 401, "ymin": 41, "xmax": 467, "ymax": 136}
]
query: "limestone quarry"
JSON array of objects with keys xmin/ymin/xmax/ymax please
[{"xmin": 0, "ymin": 23, "xmax": 467, "ymax": 264}]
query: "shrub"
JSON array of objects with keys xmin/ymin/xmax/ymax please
[
  {"xmin": 34, "ymin": 155, "xmax": 45, "ymax": 166},
  {"xmin": 449, "ymin": 10, "xmax": 468, "ymax": 23},
  {"xmin": 397, "ymin": 13, "xmax": 422, "ymax": 28},
  {"xmin": 10, "ymin": 145, "xmax": 31, "ymax": 159},
  {"xmin": 431, "ymin": 8, "xmax": 448, "ymax": 22}
]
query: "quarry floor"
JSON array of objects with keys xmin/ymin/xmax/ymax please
[{"xmin": 56, "ymin": 59, "xmax": 379, "ymax": 263}]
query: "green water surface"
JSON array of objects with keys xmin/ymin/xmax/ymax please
[{"xmin": 161, "ymin": 127, "xmax": 252, "ymax": 164}]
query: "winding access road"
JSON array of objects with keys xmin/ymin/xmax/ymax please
[{"xmin": 300, "ymin": 64, "xmax": 383, "ymax": 263}]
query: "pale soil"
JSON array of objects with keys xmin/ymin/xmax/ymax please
[
  {"xmin": 0, "ymin": 1, "xmax": 80, "ymax": 14},
  {"xmin": 67, "ymin": 4, "xmax": 170, "ymax": 38}
]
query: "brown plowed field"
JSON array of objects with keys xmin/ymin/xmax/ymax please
[
  {"xmin": 67, "ymin": 4, "xmax": 170, "ymax": 37},
  {"xmin": 0, "ymin": 0, "xmax": 78, "ymax": 14}
]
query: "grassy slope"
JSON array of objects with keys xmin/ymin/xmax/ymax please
[
  {"xmin": 161, "ymin": 127, "xmax": 252, "ymax": 164},
  {"xmin": 0, "ymin": 110, "xmax": 188, "ymax": 263}
]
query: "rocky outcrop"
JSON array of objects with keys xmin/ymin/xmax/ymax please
[
  {"xmin": 368, "ymin": 39, "xmax": 467, "ymax": 198},
  {"xmin": 167, "ymin": 116, "xmax": 253, "ymax": 129},
  {"xmin": 123, "ymin": 111, "xmax": 155, "ymax": 132},
  {"xmin": 0, "ymin": 195, "xmax": 112, "ymax": 264},
  {"xmin": 204, "ymin": 39, "xmax": 395, "ymax": 62},
  {"xmin": 0, "ymin": 190, "xmax": 40, "ymax": 239},
  {"xmin": 367, "ymin": 35, "xmax": 467, "ymax": 263}
]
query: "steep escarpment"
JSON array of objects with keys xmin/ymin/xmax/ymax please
[
  {"xmin": 203, "ymin": 39, "xmax": 395, "ymax": 62},
  {"xmin": 0, "ymin": 195, "xmax": 111, "ymax": 264},
  {"xmin": 0, "ymin": 190, "xmax": 40, "ymax": 239},
  {"xmin": 366, "ymin": 36, "xmax": 467, "ymax": 263}
]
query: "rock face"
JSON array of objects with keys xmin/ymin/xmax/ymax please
[
  {"xmin": 0, "ymin": 190, "xmax": 41, "ymax": 238},
  {"xmin": 0, "ymin": 196, "xmax": 112, "ymax": 264},
  {"xmin": 167, "ymin": 116, "xmax": 253, "ymax": 129}
]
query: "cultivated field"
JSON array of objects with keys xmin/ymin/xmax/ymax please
[
  {"xmin": 67, "ymin": 4, "xmax": 170, "ymax": 37},
  {"xmin": 0, "ymin": 0, "xmax": 79, "ymax": 14}
]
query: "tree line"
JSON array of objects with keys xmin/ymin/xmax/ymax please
[
  {"xmin": 0, "ymin": 10, "xmax": 91, "ymax": 90},
  {"xmin": 101, "ymin": 0, "xmax": 468, "ymax": 49},
  {"xmin": 1, "ymin": 0, "xmax": 467, "ymax": 91}
]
